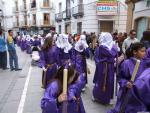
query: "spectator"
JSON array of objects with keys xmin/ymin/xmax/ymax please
[
  {"xmin": 122, "ymin": 29, "xmax": 139, "ymax": 54},
  {"xmin": 123, "ymin": 32, "xmax": 128, "ymax": 39},
  {"xmin": 7, "ymin": 30, "xmax": 22, "ymax": 71},
  {"xmin": 116, "ymin": 32, "xmax": 124, "ymax": 55},
  {"xmin": 0, "ymin": 29, "xmax": 8, "ymax": 70},
  {"xmin": 140, "ymin": 30, "xmax": 150, "ymax": 49}
]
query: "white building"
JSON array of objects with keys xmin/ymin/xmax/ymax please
[
  {"xmin": 133, "ymin": 0, "xmax": 150, "ymax": 40},
  {"xmin": 55, "ymin": 0, "xmax": 127, "ymax": 35},
  {"xmin": 1, "ymin": 0, "xmax": 14, "ymax": 32},
  {"xmin": 13, "ymin": 0, "xmax": 55, "ymax": 35}
]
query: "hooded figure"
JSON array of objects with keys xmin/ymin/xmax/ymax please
[
  {"xmin": 72, "ymin": 34, "xmax": 90, "ymax": 84},
  {"xmin": 56, "ymin": 34, "xmax": 73, "ymax": 66},
  {"xmin": 25, "ymin": 35, "xmax": 32, "ymax": 54},
  {"xmin": 74, "ymin": 35, "xmax": 88, "ymax": 53},
  {"xmin": 93, "ymin": 32, "xmax": 119, "ymax": 104},
  {"xmin": 20, "ymin": 34, "xmax": 27, "ymax": 51}
]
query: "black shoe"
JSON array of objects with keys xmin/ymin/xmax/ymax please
[
  {"xmin": 3, "ymin": 67, "xmax": 9, "ymax": 70},
  {"xmin": 10, "ymin": 68, "xmax": 15, "ymax": 71},
  {"xmin": 15, "ymin": 68, "xmax": 22, "ymax": 71}
]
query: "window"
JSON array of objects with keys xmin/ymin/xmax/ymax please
[
  {"xmin": 77, "ymin": 22, "xmax": 82, "ymax": 34},
  {"xmin": 15, "ymin": 1, "xmax": 18, "ymax": 11},
  {"xmin": 31, "ymin": 0, "xmax": 36, "ymax": 8},
  {"xmin": 147, "ymin": 0, "xmax": 150, "ymax": 7},
  {"xmin": 33, "ymin": 14, "xmax": 36, "ymax": 25},
  {"xmin": 100, "ymin": 21, "xmax": 113, "ymax": 33},
  {"xmin": 44, "ymin": 13, "xmax": 50, "ymax": 25},
  {"xmin": 43, "ymin": 0, "xmax": 49, "ymax": 7},
  {"xmin": 16, "ymin": 16, "xmax": 19, "ymax": 26},
  {"xmin": 59, "ymin": 3, "xmax": 62, "ymax": 13},
  {"xmin": 59, "ymin": 25, "xmax": 61, "ymax": 34}
]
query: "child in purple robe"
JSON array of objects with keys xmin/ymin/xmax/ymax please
[
  {"xmin": 92, "ymin": 32, "xmax": 119, "ymax": 105},
  {"xmin": 41, "ymin": 64, "xmax": 86, "ymax": 113},
  {"xmin": 39, "ymin": 35, "xmax": 60, "ymax": 88},
  {"xmin": 108, "ymin": 42, "xmax": 147, "ymax": 113}
]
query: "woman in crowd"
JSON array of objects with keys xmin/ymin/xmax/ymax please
[{"xmin": 39, "ymin": 35, "xmax": 60, "ymax": 88}]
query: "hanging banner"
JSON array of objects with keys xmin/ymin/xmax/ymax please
[{"xmin": 96, "ymin": 0, "xmax": 118, "ymax": 15}]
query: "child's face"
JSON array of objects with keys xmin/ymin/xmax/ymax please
[{"xmin": 134, "ymin": 47, "xmax": 146, "ymax": 59}]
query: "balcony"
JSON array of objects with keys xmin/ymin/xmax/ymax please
[
  {"xmin": 39, "ymin": 20, "xmax": 51, "ymax": 27},
  {"xmin": 55, "ymin": 12, "xmax": 63, "ymax": 22},
  {"xmin": 63, "ymin": 9, "xmax": 71, "ymax": 20},
  {"xmin": 30, "ymin": 2, "xmax": 37, "ymax": 10},
  {"xmin": 72, "ymin": 4, "xmax": 84, "ymax": 18}
]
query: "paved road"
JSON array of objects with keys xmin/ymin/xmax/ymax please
[{"xmin": 0, "ymin": 46, "xmax": 113, "ymax": 113}]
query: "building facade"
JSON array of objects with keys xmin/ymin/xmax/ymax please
[
  {"xmin": 126, "ymin": 0, "xmax": 150, "ymax": 40},
  {"xmin": 1, "ymin": 0, "xmax": 14, "ymax": 32},
  {"xmin": 13, "ymin": 0, "xmax": 55, "ymax": 35},
  {"xmin": 55, "ymin": 0, "xmax": 127, "ymax": 35}
]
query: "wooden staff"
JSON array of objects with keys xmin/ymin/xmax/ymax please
[
  {"xmin": 119, "ymin": 59, "xmax": 140, "ymax": 113},
  {"xmin": 62, "ymin": 69, "xmax": 68, "ymax": 113},
  {"xmin": 113, "ymin": 49, "xmax": 119, "ymax": 105},
  {"xmin": 103, "ymin": 62, "xmax": 108, "ymax": 92}
]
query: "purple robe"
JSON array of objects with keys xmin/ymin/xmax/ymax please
[
  {"xmin": 71, "ymin": 48, "xmax": 90, "ymax": 83},
  {"xmin": 39, "ymin": 46, "xmax": 60, "ymax": 87},
  {"xmin": 26, "ymin": 41, "xmax": 32, "ymax": 54},
  {"xmin": 41, "ymin": 73, "xmax": 86, "ymax": 113},
  {"xmin": 108, "ymin": 57, "xmax": 148, "ymax": 113},
  {"xmin": 133, "ymin": 68, "xmax": 150, "ymax": 111},
  {"xmin": 20, "ymin": 40, "xmax": 27, "ymax": 51},
  {"xmin": 31, "ymin": 39, "xmax": 41, "ymax": 47},
  {"xmin": 58, "ymin": 48, "xmax": 73, "ymax": 66},
  {"xmin": 93, "ymin": 45, "xmax": 118, "ymax": 104}
]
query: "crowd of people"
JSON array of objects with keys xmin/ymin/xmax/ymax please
[
  {"xmin": 0, "ymin": 29, "xmax": 22, "ymax": 71},
  {"xmin": 1, "ymin": 28, "xmax": 150, "ymax": 113}
]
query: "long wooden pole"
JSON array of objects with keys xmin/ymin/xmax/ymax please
[
  {"xmin": 62, "ymin": 69, "xmax": 68, "ymax": 113},
  {"xmin": 119, "ymin": 59, "xmax": 140, "ymax": 113}
]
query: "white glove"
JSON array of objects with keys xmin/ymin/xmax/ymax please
[{"xmin": 42, "ymin": 67, "xmax": 47, "ymax": 72}]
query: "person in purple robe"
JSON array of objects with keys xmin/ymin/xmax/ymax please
[
  {"xmin": 92, "ymin": 32, "xmax": 119, "ymax": 105},
  {"xmin": 25, "ymin": 35, "xmax": 32, "ymax": 54},
  {"xmin": 72, "ymin": 34, "xmax": 90, "ymax": 85},
  {"xmin": 16, "ymin": 35, "xmax": 21, "ymax": 47},
  {"xmin": 56, "ymin": 34, "xmax": 73, "ymax": 66},
  {"xmin": 38, "ymin": 35, "xmax": 60, "ymax": 88},
  {"xmin": 41, "ymin": 64, "xmax": 86, "ymax": 113},
  {"xmin": 108, "ymin": 42, "xmax": 147, "ymax": 113},
  {"xmin": 30, "ymin": 35, "xmax": 41, "ymax": 52},
  {"xmin": 20, "ymin": 35, "xmax": 27, "ymax": 51},
  {"xmin": 129, "ymin": 68, "xmax": 150, "ymax": 112}
]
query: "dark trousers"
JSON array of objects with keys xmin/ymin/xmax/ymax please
[
  {"xmin": 8, "ymin": 50, "xmax": 18, "ymax": 69},
  {"xmin": 0, "ymin": 51, "xmax": 7, "ymax": 69}
]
